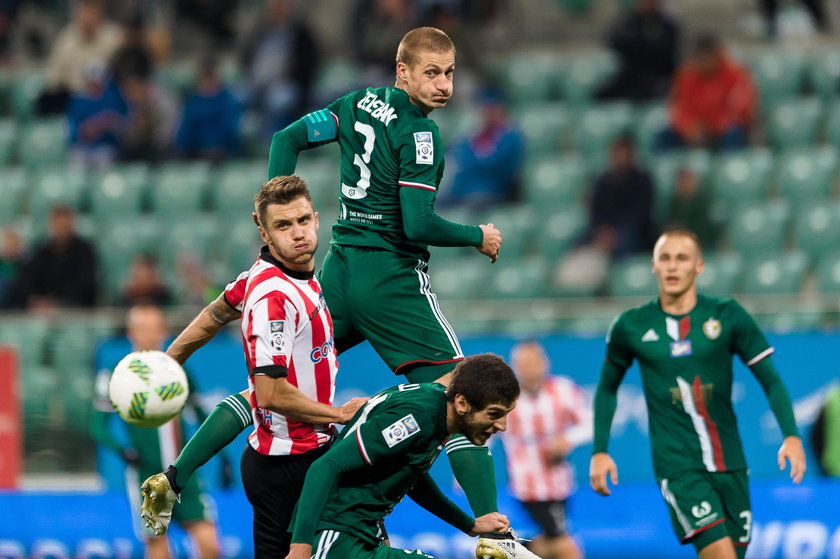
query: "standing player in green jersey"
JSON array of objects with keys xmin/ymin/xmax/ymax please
[
  {"xmin": 268, "ymin": 25, "xmax": 524, "ymax": 554},
  {"xmin": 285, "ymin": 353, "xmax": 520, "ymax": 559},
  {"xmin": 589, "ymin": 230, "xmax": 807, "ymax": 559}
]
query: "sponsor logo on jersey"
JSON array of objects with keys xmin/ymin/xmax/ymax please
[
  {"xmin": 270, "ymin": 320, "xmax": 285, "ymax": 352},
  {"xmin": 703, "ymin": 318, "xmax": 722, "ymax": 340},
  {"xmin": 642, "ymin": 329, "xmax": 659, "ymax": 342},
  {"xmin": 310, "ymin": 339, "xmax": 335, "ymax": 363},
  {"xmin": 670, "ymin": 340, "xmax": 693, "ymax": 358},
  {"xmin": 414, "ymin": 132, "xmax": 434, "ymax": 164},
  {"xmin": 382, "ymin": 414, "xmax": 421, "ymax": 447},
  {"xmin": 692, "ymin": 501, "xmax": 712, "ymax": 518}
]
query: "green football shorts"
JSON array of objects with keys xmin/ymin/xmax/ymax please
[
  {"xmin": 658, "ymin": 469, "xmax": 751, "ymax": 554},
  {"xmin": 319, "ymin": 244, "xmax": 464, "ymax": 383},
  {"xmin": 311, "ymin": 530, "xmax": 435, "ymax": 558}
]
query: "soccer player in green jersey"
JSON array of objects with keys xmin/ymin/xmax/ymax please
[
  {"xmin": 589, "ymin": 230, "xmax": 807, "ymax": 559},
  {"xmin": 285, "ymin": 353, "xmax": 519, "ymax": 559}
]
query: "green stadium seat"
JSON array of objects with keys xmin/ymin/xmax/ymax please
[
  {"xmin": 158, "ymin": 215, "xmax": 219, "ymax": 272},
  {"xmin": 486, "ymin": 256, "xmax": 550, "ymax": 299},
  {"xmin": 696, "ymin": 252, "xmax": 743, "ymax": 296},
  {"xmin": 536, "ymin": 207, "xmax": 586, "ymax": 261},
  {"xmin": 711, "ymin": 148, "xmax": 773, "ymax": 205},
  {"xmin": 514, "ymin": 103, "xmax": 572, "ymax": 157},
  {"xmin": 217, "ymin": 217, "xmax": 263, "ymax": 280},
  {"xmin": 767, "ymin": 97, "xmax": 821, "ymax": 150},
  {"xmin": 150, "ymin": 162, "xmax": 211, "ymax": 217},
  {"xmin": 10, "ymin": 69, "xmax": 44, "ymax": 121},
  {"xmin": 97, "ymin": 217, "xmax": 162, "ymax": 299},
  {"xmin": 726, "ymin": 200, "xmax": 789, "ymax": 255},
  {"xmin": 574, "ymin": 102, "xmax": 633, "ymax": 156},
  {"xmin": 499, "ymin": 316, "xmax": 560, "ymax": 336},
  {"xmin": 294, "ymin": 157, "xmax": 341, "ymax": 212},
  {"xmin": 0, "ymin": 118, "xmax": 15, "ymax": 164},
  {"xmin": 523, "ymin": 154, "xmax": 586, "ymax": 207},
  {"xmin": 742, "ymin": 251, "xmax": 808, "ymax": 294},
  {"xmin": 315, "ymin": 59, "xmax": 362, "ymax": 100},
  {"xmin": 816, "ymin": 252, "xmax": 840, "ymax": 292},
  {"xmin": 430, "ymin": 257, "xmax": 487, "ymax": 300},
  {"xmin": 481, "ymin": 204, "xmax": 537, "ymax": 257},
  {"xmin": 635, "ymin": 103, "xmax": 668, "ymax": 155},
  {"xmin": 0, "ymin": 317, "xmax": 49, "ymax": 370},
  {"xmin": 808, "ymin": 50, "xmax": 840, "ymax": 103},
  {"xmin": 29, "ymin": 167, "xmax": 89, "ymax": 222},
  {"xmin": 212, "ymin": 160, "xmax": 266, "ymax": 218},
  {"xmin": 608, "ymin": 255, "xmax": 657, "ymax": 298},
  {"xmin": 776, "ymin": 148, "xmax": 836, "ymax": 207},
  {"xmin": 157, "ymin": 63, "xmax": 196, "ymax": 100},
  {"xmin": 793, "ymin": 202, "xmax": 840, "ymax": 259},
  {"xmin": 0, "ymin": 167, "xmax": 26, "ymax": 223},
  {"xmin": 89, "ymin": 168, "xmax": 147, "ymax": 220},
  {"xmin": 651, "ymin": 150, "xmax": 712, "ymax": 219},
  {"xmin": 561, "ymin": 51, "xmax": 616, "ymax": 105},
  {"xmin": 826, "ymin": 108, "xmax": 840, "ymax": 151},
  {"xmin": 756, "ymin": 310, "xmax": 823, "ymax": 332},
  {"xmin": 749, "ymin": 50, "xmax": 805, "ymax": 110},
  {"xmin": 498, "ymin": 52, "xmax": 563, "ymax": 105},
  {"xmin": 19, "ymin": 119, "xmax": 68, "ymax": 169}
]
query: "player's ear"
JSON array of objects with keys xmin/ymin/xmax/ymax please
[
  {"xmin": 313, "ymin": 211, "xmax": 319, "ymax": 230},
  {"xmin": 396, "ymin": 61, "xmax": 409, "ymax": 82},
  {"xmin": 454, "ymin": 394, "xmax": 471, "ymax": 416}
]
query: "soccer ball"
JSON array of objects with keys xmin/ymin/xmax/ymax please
[{"xmin": 109, "ymin": 350, "xmax": 189, "ymax": 428}]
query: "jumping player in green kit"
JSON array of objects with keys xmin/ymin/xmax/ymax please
[{"xmin": 590, "ymin": 230, "xmax": 807, "ymax": 559}]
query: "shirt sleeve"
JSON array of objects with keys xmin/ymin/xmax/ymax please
[
  {"xmin": 267, "ymin": 101, "xmax": 341, "ymax": 179},
  {"xmin": 397, "ymin": 124, "xmax": 444, "ymax": 193},
  {"xmin": 726, "ymin": 300, "xmax": 774, "ymax": 366},
  {"xmin": 605, "ymin": 313, "xmax": 634, "ymax": 369},
  {"xmin": 222, "ymin": 270, "xmax": 249, "ymax": 312},
  {"xmin": 399, "ymin": 186, "xmax": 484, "ymax": 247},
  {"xmin": 350, "ymin": 402, "xmax": 436, "ymax": 466},
  {"xmin": 247, "ymin": 293, "xmax": 298, "ymax": 378}
]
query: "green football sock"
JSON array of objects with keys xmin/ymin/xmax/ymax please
[
  {"xmin": 445, "ymin": 434, "xmax": 498, "ymax": 518},
  {"xmin": 169, "ymin": 392, "xmax": 251, "ymax": 492}
]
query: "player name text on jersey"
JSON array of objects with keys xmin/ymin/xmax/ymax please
[{"xmin": 356, "ymin": 92, "xmax": 399, "ymax": 125}]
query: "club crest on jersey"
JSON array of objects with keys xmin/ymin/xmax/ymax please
[
  {"xmin": 692, "ymin": 501, "xmax": 712, "ymax": 518},
  {"xmin": 414, "ymin": 132, "xmax": 433, "ymax": 165},
  {"xmin": 703, "ymin": 318, "xmax": 722, "ymax": 340},
  {"xmin": 269, "ymin": 321, "xmax": 285, "ymax": 352},
  {"xmin": 382, "ymin": 414, "xmax": 421, "ymax": 447},
  {"xmin": 670, "ymin": 340, "xmax": 692, "ymax": 358}
]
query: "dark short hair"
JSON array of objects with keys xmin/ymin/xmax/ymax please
[
  {"xmin": 446, "ymin": 353, "xmax": 520, "ymax": 410},
  {"xmin": 255, "ymin": 175, "xmax": 312, "ymax": 226},
  {"xmin": 396, "ymin": 27, "xmax": 455, "ymax": 68}
]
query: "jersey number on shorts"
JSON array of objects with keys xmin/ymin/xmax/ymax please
[{"xmin": 342, "ymin": 122, "xmax": 376, "ymax": 200}]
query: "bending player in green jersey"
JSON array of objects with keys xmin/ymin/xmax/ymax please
[
  {"xmin": 589, "ymin": 230, "xmax": 807, "ymax": 559},
  {"xmin": 285, "ymin": 353, "xmax": 519, "ymax": 559}
]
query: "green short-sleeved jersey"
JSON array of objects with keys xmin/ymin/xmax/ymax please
[
  {"xmin": 606, "ymin": 295, "xmax": 773, "ymax": 479},
  {"xmin": 318, "ymin": 87, "xmax": 445, "ymax": 260},
  {"xmin": 316, "ymin": 382, "xmax": 450, "ymax": 546}
]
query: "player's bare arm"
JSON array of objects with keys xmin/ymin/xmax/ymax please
[
  {"xmin": 253, "ymin": 375, "xmax": 367, "ymax": 425},
  {"xmin": 477, "ymin": 223, "xmax": 502, "ymax": 263},
  {"xmin": 778, "ymin": 436, "xmax": 806, "ymax": 483},
  {"xmin": 166, "ymin": 295, "xmax": 241, "ymax": 364},
  {"xmin": 590, "ymin": 452, "xmax": 619, "ymax": 496},
  {"xmin": 284, "ymin": 543, "xmax": 311, "ymax": 559}
]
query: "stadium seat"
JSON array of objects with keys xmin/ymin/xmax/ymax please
[
  {"xmin": 0, "ymin": 167, "xmax": 26, "ymax": 223},
  {"xmin": 573, "ymin": 102, "xmax": 633, "ymax": 156},
  {"xmin": 522, "ymin": 154, "xmax": 586, "ymax": 207},
  {"xmin": 826, "ymin": 108, "xmax": 840, "ymax": 151},
  {"xmin": 651, "ymin": 149, "xmax": 712, "ymax": 220},
  {"xmin": 0, "ymin": 317, "xmax": 48, "ymax": 370},
  {"xmin": 635, "ymin": 103, "xmax": 668, "ymax": 155},
  {"xmin": 816, "ymin": 252, "xmax": 840, "ymax": 292},
  {"xmin": 218, "ymin": 217, "xmax": 263, "ymax": 280},
  {"xmin": 481, "ymin": 204, "xmax": 537, "ymax": 257},
  {"xmin": 607, "ymin": 255, "xmax": 657, "ymax": 298},
  {"xmin": 10, "ymin": 69, "xmax": 44, "ymax": 121},
  {"xmin": 211, "ymin": 160, "xmax": 266, "ymax": 218},
  {"xmin": 696, "ymin": 252, "xmax": 743, "ymax": 296},
  {"xmin": 749, "ymin": 50, "xmax": 805, "ymax": 111},
  {"xmin": 432, "ymin": 106, "xmax": 479, "ymax": 145},
  {"xmin": 776, "ymin": 147, "xmax": 836, "ymax": 207},
  {"xmin": 793, "ymin": 202, "xmax": 840, "ymax": 259},
  {"xmin": 29, "ymin": 167, "xmax": 89, "ymax": 222},
  {"xmin": 430, "ymin": 257, "xmax": 487, "ymax": 300},
  {"xmin": 97, "ymin": 217, "xmax": 162, "ymax": 299},
  {"xmin": 0, "ymin": 118, "xmax": 15, "ymax": 164},
  {"xmin": 742, "ymin": 251, "xmax": 808, "ymax": 294},
  {"xmin": 19, "ymin": 118, "xmax": 68, "ymax": 169},
  {"xmin": 711, "ymin": 148, "xmax": 773, "ymax": 205},
  {"xmin": 157, "ymin": 63, "xmax": 196, "ymax": 100},
  {"xmin": 766, "ymin": 97, "xmax": 821, "ymax": 150},
  {"xmin": 89, "ymin": 167, "xmax": 147, "ymax": 221},
  {"xmin": 514, "ymin": 103, "xmax": 572, "ymax": 157},
  {"xmin": 315, "ymin": 59, "xmax": 362, "ymax": 101},
  {"xmin": 150, "ymin": 162, "xmax": 211, "ymax": 218},
  {"xmin": 807, "ymin": 50, "xmax": 840, "ymax": 103},
  {"xmin": 497, "ymin": 52, "xmax": 563, "ymax": 105},
  {"xmin": 561, "ymin": 51, "xmax": 616, "ymax": 105},
  {"xmin": 756, "ymin": 309, "xmax": 823, "ymax": 332},
  {"xmin": 536, "ymin": 206, "xmax": 586, "ymax": 261},
  {"xmin": 294, "ymin": 155, "xmax": 341, "ymax": 212},
  {"xmin": 157, "ymin": 214, "xmax": 219, "ymax": 273},
  {"xmin": 486, "ymin": 256, "xmax": 551, "ymax": 299},
  {"xmin": 726, "ymin": 200, "xmax": 790, "ymax": 255}
]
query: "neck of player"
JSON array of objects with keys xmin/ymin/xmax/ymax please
[
  {"xmin": 395, "ymin": 81, "xmax": 434, "ymax": 116},
  {"xmin": 659, "ymin": 287, "xmax": 698, "ymax": 316}
]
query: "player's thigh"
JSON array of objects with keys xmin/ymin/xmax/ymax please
[
  {"xmin": 712, "ymin": 471, "xmax": 752, "ymax": 548},
  {"xmin": 172, "ymin": 474, "xmax": 213, "ymax": 525},
  {"xmin": 521, "ymin": 500, "xmax": 569, "ymax": 538},
  {"xmin": 658, "ymin": 471, "xmax": 728, "ymax": 545},
  {"xmin": 344, "ymin": 249, "xmax": 463, "ymax": 375},
  {"xmin": 319, "ymin": 245, "xmax": 363, "ymax": 351}
]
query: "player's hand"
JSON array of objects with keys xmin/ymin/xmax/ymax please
[
  {"xmin": 477, "ymin": 223, "xmax": 502, "ymax": 264},
  {"xmin": 590, "ymin": 452, "xmax": 618, "ymax": 496},
  {"xmin": 337, "ymin": 397, "xmax": 369, "ymax": 424},
  {"xmin": 778, "ymin": 435, "xmax": 806, "ymax": 484},
  {"xmin": 469, "ymin": 512, "xmax": 510, "ymax": 536},
  {"xmin": 284, "ymin": 543, "xmax": 311, "ymax": 559},
  {"xmin": 548, "ymin": 435, "xmax": 572, "ymax": 463}
]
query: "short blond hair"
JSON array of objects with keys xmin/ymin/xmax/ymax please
[
  {"xmin": 255, "ymin": 175, "xmax": 312, "ymax": 226},
  {"xmin": 657, "ymin": 229, "xmax": 703, "ymax": 255},
  {"xmin": 396, "ymin": 27, "xmax": 455, "ymax": 68}
]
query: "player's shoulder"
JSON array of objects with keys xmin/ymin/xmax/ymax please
[
  {"xmin": 699, "ymin": 294, "xmax": 744, "ymax": 316},
  {"xmin": 615, "ymin": 298, "xmax": 660, "ymax": 326}
]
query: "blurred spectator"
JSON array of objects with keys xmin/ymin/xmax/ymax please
[
  {"xmin": 663, "ymin": 168, "xmax": 716, "ymax": 248},
  {"xmin": 760, "ymin": 0, "xmax": 829, "ymax": 37},
  {"xmin": 443, "ymin": 87, "xmax": 525, "ymax": 211},
  {"xmin": 0, "ymin": 227, "xmax": 25, "ymax": 309},
  {"xmin": 38, "ymin": 0, "xmax": 123, "ymax": 114},
  {"xmin": 175, "ymin": 253, "xmax": 219, "ymax": 307},
  {"xmin": 21, "ymin": 205, "xmax": 98, "ymax": 309},
  {"xmin": 500, "ymin": 341, "xmax": 591, "ymax": 559},
  {"xmin": 0, "ymin": 0, "xmax": 19, "ymax": 64},
  {"xmin": 176, "ymin": 0, "xmax": 236, "ymax": 46},
  {"xmin": 118, "ymin": 254, "xmax": 173, "ymax": 307},
  {"xmin": 351, "ymin": 0, "xmax": 417, "ymax": 85},
  {"xmin": 175, "ymin": 58, "xmax": 241, "ymax": 161},
  {"xmin": 578, "ymin": 135, "xmax": 656, "ymax": 260},
  {"xmin": 240, "ymin": 0, "xmax": 319, "ymax": 138},
  {"xmin": 121, "ymin": 72, "xmax": 178, "ymax": 162},
  {"xmin": 67, "ymin": 62, "xmax": 128, "ymax": 170},
  {"xmin": 597, "ymin": 0, "xmax": 680, "ymax": 102},
  {"xmin": 110, "ymin": 14, "xmax": 153, "ymax": 86},
  {"xmin": 811, "ymin": 385, "xmax": 840, "ymax": 477},
  {"xmin": 655, "ymin": 34, "xmax": 757, "ymax": 153}
]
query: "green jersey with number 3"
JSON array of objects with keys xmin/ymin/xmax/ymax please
[{"xmin": 310, "ymin": 86, "xmax": 446, "ymax": 259}]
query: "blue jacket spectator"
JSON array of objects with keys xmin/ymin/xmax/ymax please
[
  {"xmin": 175, "ymin": 60, "xmax": 242, "ymax": 161},
  {"xmin": 67, "ymin": 63, "xmax": 128, "ymax": 169}
]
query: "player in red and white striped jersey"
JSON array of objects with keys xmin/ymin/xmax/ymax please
[{"xmin": 500, "ymin": 341, "xmax": 591, "ymax": 559}]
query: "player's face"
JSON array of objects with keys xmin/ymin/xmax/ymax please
[
  {"xmin": 652, "ymin": 235, "xmax": 704, "ymax": 298},
  {"xmin": 398, "ymin": 50, "xmax": 455, "ymax": 114},
  {"xmin": 258, "ymin": 197, "xmax": 319, "ymax": 272},
  {"xmin": 127, "ymin": 306, "xmax": 169, "ymax": 351},
  {"xmin": 512, "ymin": 344, "xmax": 547, "ymax": 393},
  {"xmin": 459, "ymin": 400, "xmax": 516, "ymax": 446}
]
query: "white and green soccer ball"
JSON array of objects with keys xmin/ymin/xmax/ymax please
[{"xmin": 109, "ymin": 350, "xmax": 189, "ymax": 428}]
